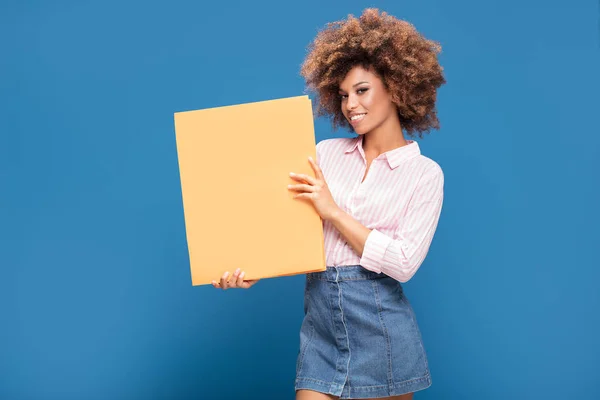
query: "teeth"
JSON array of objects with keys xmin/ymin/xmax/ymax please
[{"xmin": 351, "ymin": 114, "xmax": 365, "ymax": 121}]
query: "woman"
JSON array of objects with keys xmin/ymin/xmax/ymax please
[{"xmin": 212, "ymin": 8, "xmax": 446, "ymax": 400}]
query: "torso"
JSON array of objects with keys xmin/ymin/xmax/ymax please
[{"xmin": 316, "ymin": 136, "xmax": 441, "ymax": 267}]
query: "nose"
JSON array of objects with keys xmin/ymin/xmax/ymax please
[{"xmin": 346, "ymin": 93, "xmax": 358, "ymax": 111}]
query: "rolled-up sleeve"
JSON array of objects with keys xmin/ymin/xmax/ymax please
[{"xmin": 359, "ymin": 164, "xmax": 444, "ymax": 282}]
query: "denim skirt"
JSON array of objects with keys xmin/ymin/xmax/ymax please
[{"xmin": 295, "ymin": 266, "xmax": 431, "ymax": 399}]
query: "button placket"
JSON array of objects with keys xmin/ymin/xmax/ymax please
[{"xmin": 354, "ymin": 158, "xmax": 378, "ymax": 214}]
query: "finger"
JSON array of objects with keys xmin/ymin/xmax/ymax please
[
  {"xmin": 220, "ymin": 271, "xmax": 230, "ymax": 290},
  {"xmin": 293, "ymin": 193, "xmax": 314, "ymax": 200},
  {"xmin": 289, "ymin": 172, "xmax": 317, "ymax": 185},
  {"xmin": 211, "ymin": 280, "xmax": 220, "ymax": 288},
  {"xmin": 230, "ymin": 268, "xmax": 241, "ymax": 288},
  {"xmin": 308, "ymin": 156, "xmax": 324, "ymax": 180},
  {"xmin": 288, "ymin": 184, "xmax": 315, "ymax": 193},
  {"xmin": 236, "ymin": 270, "xmax": 246, "ymax": 287},
  {"xmin": 242, "ymin": 279, "xmax": 259, "ymax": 289}
]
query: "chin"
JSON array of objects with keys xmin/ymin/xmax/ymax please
[
  {"xmin": 352, "ymin": 127, "xmax": 369, "ymax": 136},
  {"xmin": 346, "ymin": 118, "xmax": 369, "ymax": 135}
]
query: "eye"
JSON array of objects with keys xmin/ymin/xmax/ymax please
[
  {"xmin": 339, "ymin": 93, "xmax": 348, "ymax": 99},
  {"xmin": 357, "ymin": 87, "xmax": 369, "ymax": 94}
]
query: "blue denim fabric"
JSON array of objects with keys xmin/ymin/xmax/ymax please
[{"xmin": 295, "ymin": 266, "xmax": 431, "ymax": 399}]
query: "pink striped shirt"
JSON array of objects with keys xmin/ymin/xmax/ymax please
[{"xmin": 317, "ymin": 136, "xmax": 444, "ymax": 282}]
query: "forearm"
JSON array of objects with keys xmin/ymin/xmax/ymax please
[
  {"xmin": 327, "ymin": 196, "xmax": 442, "ymax": 283},
  {"xmin": 327, "ymin": 207, "xmax": 372, "ymax": 258},
  {"xmin": 318, "ymin": 163, "xmax": 443, "ymax": 283}
]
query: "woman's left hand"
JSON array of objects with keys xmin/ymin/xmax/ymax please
[{"xmin": 288, "ymin": 156, "xmax": 341, "ymax": 221}]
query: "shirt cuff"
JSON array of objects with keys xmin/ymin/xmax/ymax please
[{"xmin": 359, "ymin": 229, "xmax": 392, "ymax": 274}]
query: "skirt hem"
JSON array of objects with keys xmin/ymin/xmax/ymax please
[{"xmin": 295, "ymin": 374, "xmax": 432, "ymax": 399}]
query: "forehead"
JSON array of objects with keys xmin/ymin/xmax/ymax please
[{"xmin": 339, "ymin": 66, "xmax": 381, "ymax": 89}]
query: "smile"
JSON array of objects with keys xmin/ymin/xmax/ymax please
[{"xmin": 350, "ymin": 113, "xmax": 366, "ymax": 123}]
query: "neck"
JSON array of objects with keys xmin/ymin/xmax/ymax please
[{"xmin": 362, "ymin": 113, "xmax": 407, "ymax": 156}]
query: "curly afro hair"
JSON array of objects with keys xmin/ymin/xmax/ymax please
[{"xmin": 300, "ymin": 8, "xmax": 446, "ymax": 137}]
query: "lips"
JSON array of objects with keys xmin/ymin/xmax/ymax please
[{"xmin": 349, "ymin": 113, "xmax": 366, "ymax": 126}]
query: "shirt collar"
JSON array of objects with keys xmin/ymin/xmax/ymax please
[{"xmin": 344, "ymin": 136, "xmax": 421, "ymax": 169}]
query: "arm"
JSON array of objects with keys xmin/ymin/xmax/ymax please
[
  {"xmin": 360, "ymin": 165, "xmax": 444, "ymax": 282},
  {"xmin": 328, "ymin": 165, "xmax": 444, "ymax": 282},
  {"xmin": 289, "ymin": 155, "xmax": 444, "ymax": 283}
]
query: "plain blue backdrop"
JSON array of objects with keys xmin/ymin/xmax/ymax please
[{"xmin": 1, "ymin": 0, "xmax": 599, "ymax": 399}]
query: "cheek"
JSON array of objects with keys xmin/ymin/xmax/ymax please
[
  {"xmin": 368, "ymin": 93, "xmax": 395, "ymax": 118},
  {"xmin": 361, "ymin": 93, "xmax": 375, "ymax": 110}
]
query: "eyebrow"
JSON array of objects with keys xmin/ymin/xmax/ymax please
[{"xmin": 338, "ymin": 81, "xmax": 370, "ymax": 92}]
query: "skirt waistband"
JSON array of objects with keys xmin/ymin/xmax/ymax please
[{"xmin": 308, "ymin": 265, "xmax": 387, "ymax": 282}]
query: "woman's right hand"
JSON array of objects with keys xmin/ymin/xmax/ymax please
[{"xmin": 212, "ymin": 268, "xmax": 260, "ymax": 290}]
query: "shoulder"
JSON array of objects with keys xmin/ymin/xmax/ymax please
[
  {"xmin": 413, "ymin": 154, "xmax": 444, "ymax": 187},
  {"xmin": 417, "ymin": 155, "xmax": 443, "ymax": 175}
]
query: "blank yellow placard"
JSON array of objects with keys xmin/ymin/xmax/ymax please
[{"xmin": 174, "ymin": 95, "xmax": 326, "ymax": 285}]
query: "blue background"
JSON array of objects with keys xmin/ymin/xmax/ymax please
[{"xmin": 1, "ymin": 0, "xmax": 599, "ymax": 399}]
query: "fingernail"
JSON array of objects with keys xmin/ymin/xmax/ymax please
[
  {"xmin": 290, "ymin": 172, "xmax": 295, "ymax": 176},
  {"xmin": 235, "ymin": 268, "xmax": 240, "ymax": 274},
  {"xmin": 308, "ymin": 156, "xmax": 313, "ymax": 161},
  {"xmin": 224, "ymin": 272, "xmax": 230, "ymax": 278},
  {"xmin": 240, "ymin": 272, "xmax": 245, "ymax": 279}
]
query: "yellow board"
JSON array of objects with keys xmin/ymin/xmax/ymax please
[{"xmin": 174, "ymin": 95, "xmax": 326, "ymax": 286}]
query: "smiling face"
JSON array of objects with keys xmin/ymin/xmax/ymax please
[{"xmin": 338, "ymin": 65, "xmax": 399, "ymax": 135}]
